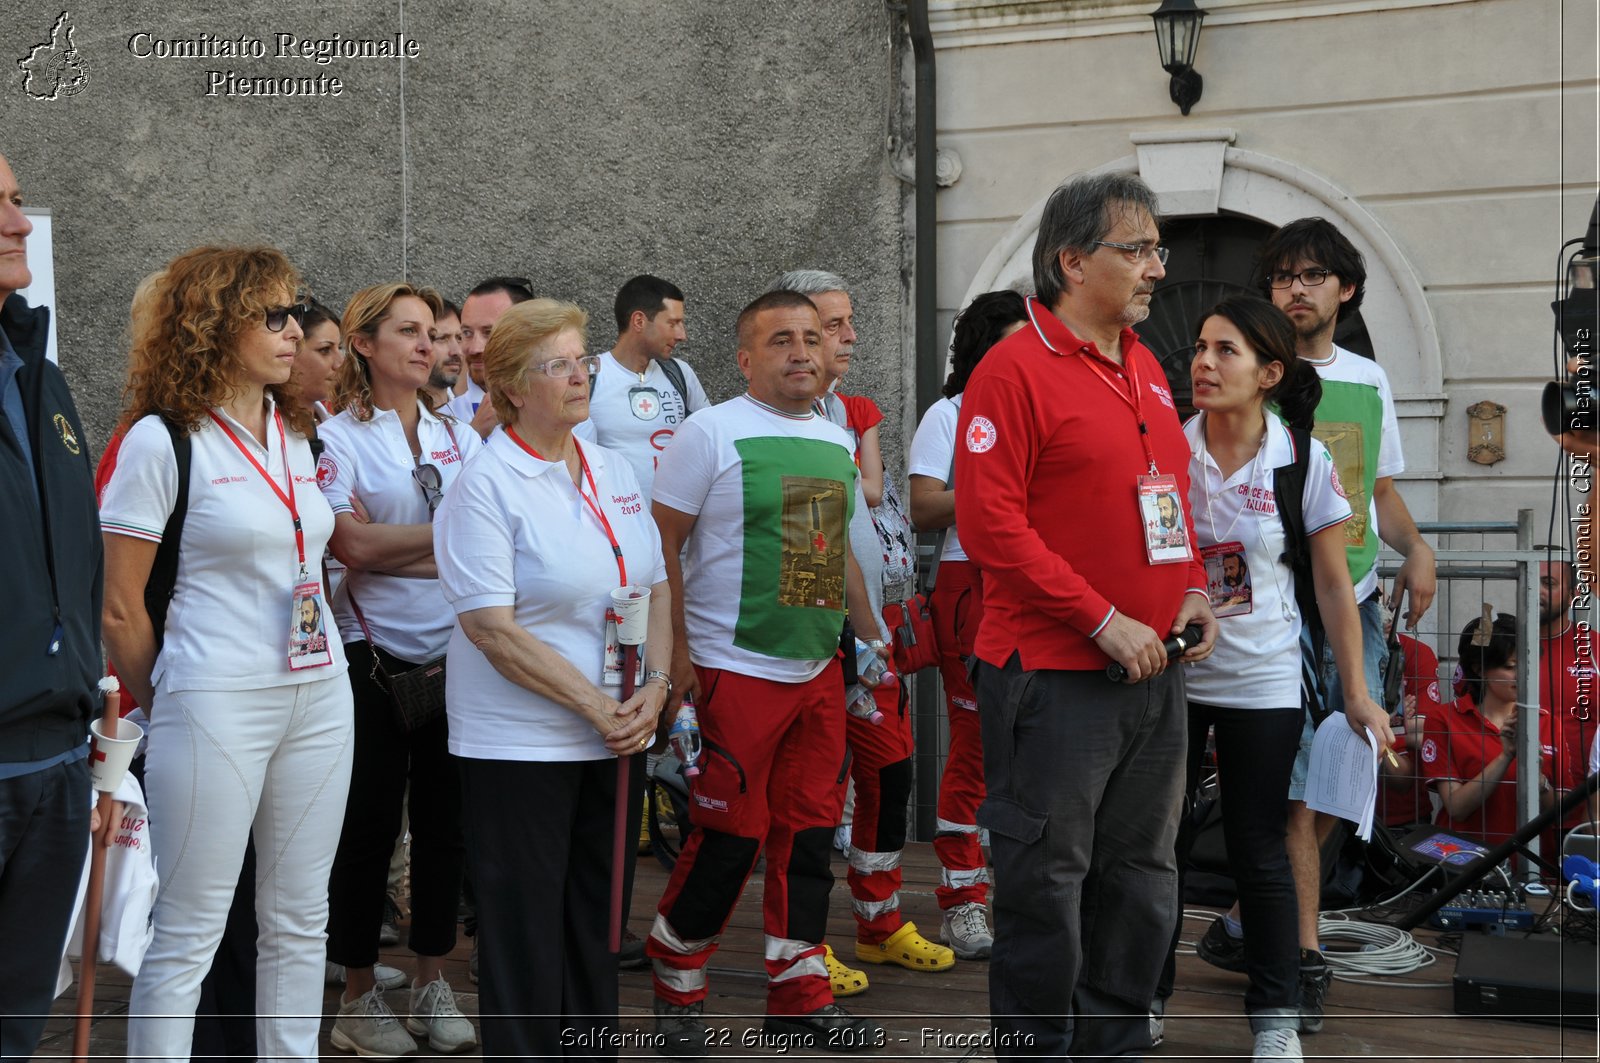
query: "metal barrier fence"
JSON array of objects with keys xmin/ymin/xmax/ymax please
[{"xmin": 909, "ymin": 510, "xmax": 1594, "ymax": 879}]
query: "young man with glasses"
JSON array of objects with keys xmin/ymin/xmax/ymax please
[{"xmin": 1193, "ymin": 218, "xmax": 1436, "ymax": 1038}]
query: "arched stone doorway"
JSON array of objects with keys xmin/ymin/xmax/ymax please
[{"xmin": 957, "ymin": 131, "xmax": 1442, "ymax": 516}]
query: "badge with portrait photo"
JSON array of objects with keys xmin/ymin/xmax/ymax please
[
  {"xmin": 1202, "ymin": 541, "xmax": 1253, "ymax": 617},
  {"xmin": 1137, "ymin": 474, "xmax": 1193, "ymax": 565},
  {"xmin": 287, "ymin": 581, "xmax": 333, "ymax": 670}
]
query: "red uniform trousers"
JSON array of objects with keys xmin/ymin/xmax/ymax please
[
  {"xmin": 928, "ymin": 560, "xmax": 990, "ymax": 910},
  {"xmin": 845, "ymin": 674, "xmax": 915, "ymax": 943},
  {"xmin": 647, "ymin": 660, "xmax": 847, "ymax": 1016}
]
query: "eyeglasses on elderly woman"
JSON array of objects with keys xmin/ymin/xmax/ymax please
[{"xmin": 527, "ymin": 354, "xmax": 602, "ymax": 379}]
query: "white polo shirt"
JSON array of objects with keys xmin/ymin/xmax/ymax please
[
  {"xmin": 586, "ymin": 351, "xmax": 710, "ymax": 504},
  {"xmin": 908, "ymin": 395, "xmax": 967, "ymax": 563},
  {"xmin": 1182, "ymin": 410, "xmax": 1351, "ymax": 709},
  {"xmin": 435, "ymin": 432, "xmax": 666, "ymax": 761},
  {"xmin": 442, "ymin": 379, "xmax": 485, "ymax": 423},
  {"xmin": 315, "ymin": 401, "xmax": 481, "ymax": 662},
  {"xmin": 99, "ymin": 403, "xmax": 348, "ymax": 693}
]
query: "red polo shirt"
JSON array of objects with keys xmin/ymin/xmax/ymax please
[
  {"xmin": 1418, "ymin": 697, "xmax": 1557, "ymax": 845},
  {"xmin": 1539, "ymin": 623, "xmax": 1598, "ymax": 827},
  {"xmin": 1381, "ymin": 635, "xmax": 1448, "ymax": 827},
  {"xmin": 954, "ymin": 297, "xmax": 1205, "ymax": 671}
]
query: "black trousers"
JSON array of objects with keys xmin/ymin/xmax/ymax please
[
  {"xmin": 462, "ymin": 756, "xmax": 621, "ymax": 1060},
  {"xmin": 1157, "ymin": 703, "xmax": 1303, "ymax": 1030},
  {"xmin": 0, "ymin": 755, "xmax": 90, "ymax": 1061},
  {"xmin": 327, "ymin": 641, "xmax": 464, "ymax": 966}
]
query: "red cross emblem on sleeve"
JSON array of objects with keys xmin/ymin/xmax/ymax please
[{"xmin": 966, "ymin": 416, "xmax": 997, "ymax": 453}]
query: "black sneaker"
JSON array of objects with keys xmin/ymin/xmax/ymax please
[
  {"xmin": 1298, "ymin": 948, "xmax": 1331, "ymax": 1035},
  {"xmin": 653, "ymin": 998, "xmax": 709, "ymax": 1058},
  {"xmin": 1196, "ymin": 915, "xmax": 1247, "ymax": 973},
  {"xmin": 762, "ymin": 1002, "xmax": 885, "ymax": 1053},
  {"xmin": 620, "ymin": 929, "xmax": 649, "ymax": 970},
  {"xmin": 378, "ymin": 896, "xmax": 401, "ymax": 947}
]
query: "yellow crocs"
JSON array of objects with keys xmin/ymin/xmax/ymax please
[
  {"xmin": 854, "ymin": 921, "xmax": 956, "ymax": 971},
  {"xmin": 823, "ymin": 944, "xmax": 869, "ymax": 996}
]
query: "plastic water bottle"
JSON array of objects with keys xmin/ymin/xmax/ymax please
[
  {"xmin": 846, "ymin": 639, "xmax": 892, "ymax": 725},
  {"xmin": 668, "ymin": 694, "xmax": 703, "ymax": 777}
]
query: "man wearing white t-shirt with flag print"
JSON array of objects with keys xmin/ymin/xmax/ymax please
[
  {"xmin": 1197, "ymin": 218, "xmax": 1437, "ymax": 1037},
  {"xmin": 646, "ymin": 290, "xmax": 886, "ymax": 1056},
  {"xmin": 589, "ymin": 274, "xmax": 708, "ymax": 504}
]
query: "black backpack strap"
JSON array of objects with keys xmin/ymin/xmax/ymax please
[
  {"xmin": 1274, "ymin": 426, "xmax": 1329, "ymax": 722},
  {"xmin": 143, "ymin": 417, "xmax": 191, "ymax": 646},
  {"xmin": 659, "ymin": 358, "xmax": 692, "ymax": 419}
]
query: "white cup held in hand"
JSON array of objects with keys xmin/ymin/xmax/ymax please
[
  {"xmin": 88, "ymin": 716, "xmax": 144, "ymax": 792},
  {"xmin": 611, "ymin": 585, "xmax": 651, "ymax": 646}
]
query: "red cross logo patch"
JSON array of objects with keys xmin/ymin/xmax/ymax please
[
  {"xmin": 631, "ymin": 391, "xmax": 661, "ymax": 420},
  {"xmin": 965, "ymin": 416, "xmax": 997, "ymax": 453}
]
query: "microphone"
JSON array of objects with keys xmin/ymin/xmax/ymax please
[{"xmin": 1106, "ymin": 624, "xmax": 1204, "ymax": 683}]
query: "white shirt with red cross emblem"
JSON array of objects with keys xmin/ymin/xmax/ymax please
[{"xmin": 587, "ymin": 350, "xmax": 709, "ymax": 505}]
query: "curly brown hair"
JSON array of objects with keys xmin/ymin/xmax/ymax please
[
  {"xmin": 121, "ymin": 246, "xmax": 312, "ymax": 436},
  {"xmin": 333, "ymin": 283, "xmax": 445, "ymax": 421}
]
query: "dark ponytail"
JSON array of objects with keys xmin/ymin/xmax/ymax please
[
  {"xmin": 1196, "ymin": 294, "xmax": 1319, "ymax": 430},
  {"xmin": 1274, "ymin": 357, "xmax": 1322, "ymax": 432}
]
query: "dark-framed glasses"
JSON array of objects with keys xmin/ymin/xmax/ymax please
[
  {"xmin": 1266, "ymin": 268, "xmax": 1333, "ymax": 289},
  {"xmin": 530, "ymin": 354, "xmax": 602, "ymax": 379},
  {"xmin": 265, "ymin": 303, "xmax": 309, "ymax": 332},
  {"xmin": 412, "ymin": 462, "xmax": 444, "ymax": 516},
  {"xmin": 1093, "ymin": 240, "xmax": 1170, "ymax": 265}
]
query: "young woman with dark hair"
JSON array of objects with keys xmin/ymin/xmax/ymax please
[
  {"xmin": 1419, "ymin": 613, "xmax": 1557, "ymax": 844},
  {"xmin": 1154, "ymin": 294, "xmax": 1392, "ymax": 1062}
]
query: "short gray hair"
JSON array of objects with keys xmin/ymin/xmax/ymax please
[
  {"xmin": 1031, "ymin": 172, "xmax": 1162, "ymax": 308},
  {"xmin": 770, "ymin": 269, "xmax": 850, "ymax": 297}
]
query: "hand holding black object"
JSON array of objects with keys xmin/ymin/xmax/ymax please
[{"xmin": 1106, "ymin": 624, "xmax": 1204, "ymax": 683}]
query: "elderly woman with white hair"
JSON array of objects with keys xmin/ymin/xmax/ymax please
[{"xmin": 433, "ymin": 297, "xmax": 672, "ymax": 1059}]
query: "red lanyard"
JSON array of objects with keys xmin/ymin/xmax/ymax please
[
  {"xmin": 1025, "ymin": 297, "xmax": 1160, "ymax": 475},
  {"xmin": 208, "ymin": 408, "xmax": 308, "ymax": 575},
  {"xmin": 505, "ymin": 428, "xmax": 628, "ymax": 587}
]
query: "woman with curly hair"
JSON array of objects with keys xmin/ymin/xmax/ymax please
[
  {"xmin": 100, "ymin": 246, "xmax": 354, "ymax": 1061},
  {"xmin": 316, "ymin": 283, "xmax": 479, "ymax": 1056}
]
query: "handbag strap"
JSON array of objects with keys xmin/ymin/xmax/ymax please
[{"xmin": 921, "ymin": 449, "xmax": 955, "ymax": 595}]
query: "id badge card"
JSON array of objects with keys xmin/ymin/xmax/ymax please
[
  {"xmin": 287, "ymin": 580, "xmax": 334, "ymax": 670},
  {"xmin": 602, "ymin": 608, "xmax": 647, "ymax": 687},
  {"xmin": 1202, "ymin": 541, "xmax": 1253, "ymax": 616},
  {"xmin": 1137, "ymin": 474, "xmax": 1193, "ymax": 565},
  {"xmin": 628, "ymin": 385, "xmax": 663, "ymax": 421}
]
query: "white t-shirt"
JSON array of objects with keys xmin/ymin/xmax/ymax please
[
  {"xmin": 99, "ymin": 404, "xmax": 348, "ymax": 693},
  {"xmin": 442, "ymin": 378, "xmax": 484, "ymax": 424},
  {"xmin": 907, "ymin": 394, "xmax": 966, "ymax": 563},
  {"xmin": 1590, "ymin": 727, "xmax": 1598, "ymax": 779},
  {"xmin": 1182, "ymin": 411, "xmax": 1352, "ymax": 709},
  {"xmin": 1306, "ymin": 343, "xmax": 1404, "ymax": 601},
  {"xmin": 315, "ymin": 401, "xmax": 481, "ymax": 662},
  {"xmin": 435, "ymin": 432, "xmax": 666, "ymax": 761},
  {"xmin": 653, "ymin": 394, "xmax": 858, "ymax": 683},
  {"xmin": 587, "ymin": 351, "xmax": 710, "ymax": 505}
]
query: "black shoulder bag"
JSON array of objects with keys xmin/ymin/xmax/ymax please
[{"xmin": 1273, "ymin": 426, "xmax": 1332, "ymax": 726}]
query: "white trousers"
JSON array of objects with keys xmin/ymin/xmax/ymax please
[{"xmin": 128, "ymin": 674, "xmax": 354, "ymax": 1063}]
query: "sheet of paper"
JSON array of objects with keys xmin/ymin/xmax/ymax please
[{"xmin": 1303, "ymin": 715, "xmax": 1380, "ymax": 841}]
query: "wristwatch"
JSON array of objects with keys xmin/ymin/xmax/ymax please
[{"xmin": 644, "ymin": 670, "xmax": 674, "ymax": 698}]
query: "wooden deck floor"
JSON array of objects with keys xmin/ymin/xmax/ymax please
[{"xmin": 37, "ymin": 841, "xmax": 1598, "ymax": 1061}]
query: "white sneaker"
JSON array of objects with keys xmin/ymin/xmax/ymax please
[
  {"xmin": 1253, "ymin": 1028, "xmax": 1303, "ymax": 1061},
  {"xmin": 325, "ymin": 961, "xmax": 407, "ymax": 991},
  {"xmin": 330, "ymin": 985, "xmax": 418, "ymax": 1059},
  {"xmin": 939, "ymin": 901, "xmax": 994, "ymax": 960},
  {"xmin": 407, "ymin": 975, "xmax": 477, "ymax": 1054},
  {"xmin": 1148, "ymin": 997, "xmax": 1165, "ymax": 1048}
]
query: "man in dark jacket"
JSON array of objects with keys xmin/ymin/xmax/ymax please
[{"xmin": 0, "ymin": 151, "xmax": 105, "ymax": 1060}]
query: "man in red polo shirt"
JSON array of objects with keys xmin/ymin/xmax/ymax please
[{"xmin": 954, "ymin": 171, "xmax": 1217, "ymax": 1059}]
